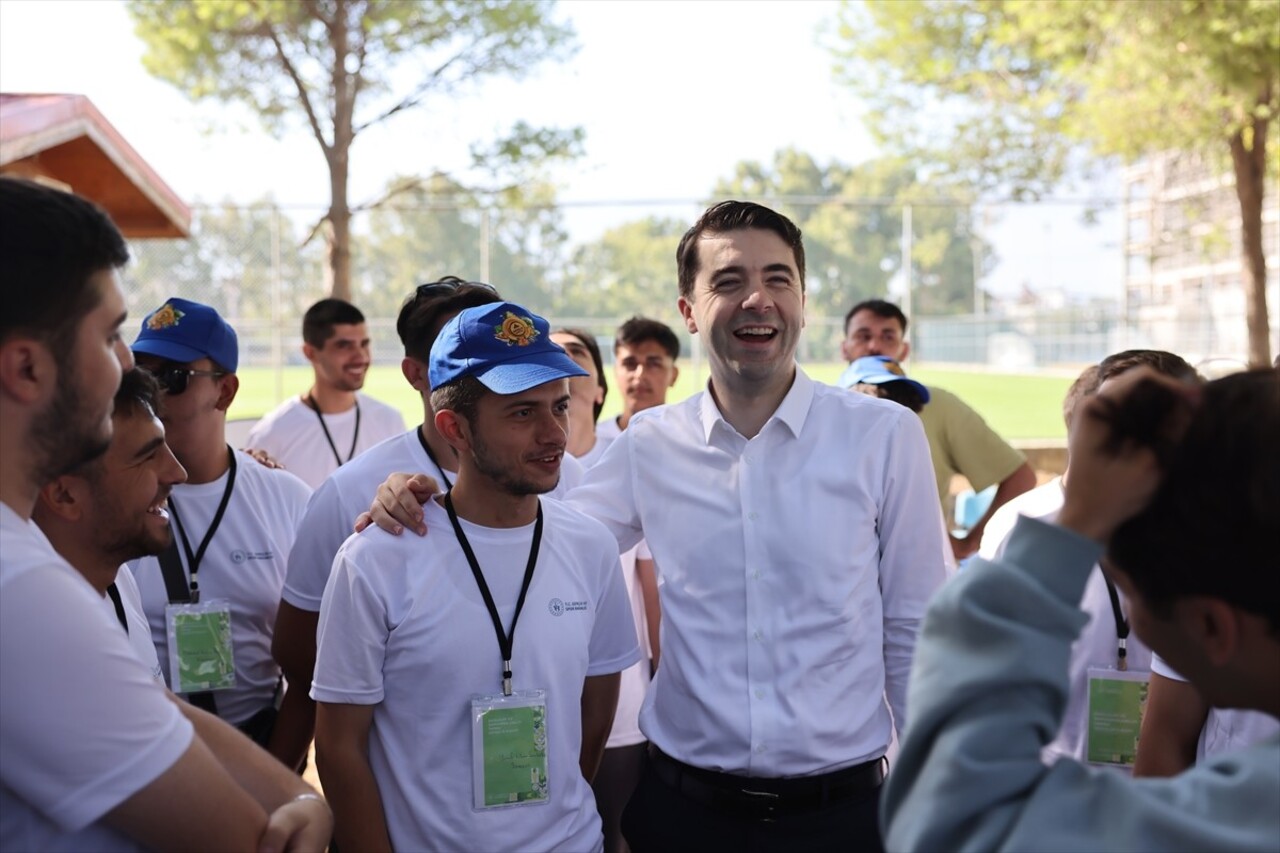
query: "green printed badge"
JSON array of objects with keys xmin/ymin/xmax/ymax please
[
  {"xmin": 165, "ymin": 601, "xmax": 236, "ymax": 694},
  {"xmin": 1086, "ymin": 668, "xmax": 1150, "ymax": 766},
  {"xmin": 471, "ymin": 690, "xmax": 549, "ymax": 809}
]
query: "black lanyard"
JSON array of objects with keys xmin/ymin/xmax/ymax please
[
  {"xmin": 1103, "ymin": 576, "xmax": 1130, "ymax": 671},
  {"xmin": 106, "ymin": 583, "xmax": 129, "ymax": 634},
  {"xmin": 444, "ymin": 492, "xmax": 542, "ymax": 696},
  {"xmin": 306, "ymin": 394, "xmax": 360, "ymax": 467},
  {"xmin": 169, "ymin": 447, "xmax": 237, "ymax": 604},
  {"xmin": 416, "ymin": 426, "xmax": 454, "ymax": 491}
]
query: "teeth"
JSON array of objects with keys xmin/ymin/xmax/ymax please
[
  {"xmin": 738, "ymin": 327, "xmax": 774, "ymax": 336},
  {"xmin": 149, "ymin": 506, "xmax": 170, "ymax": 519}
]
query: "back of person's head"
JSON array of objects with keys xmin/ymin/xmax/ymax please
[
  {"xmin": 397, "ymin": 276, "xmax": 502, "ymax": 364},
  {"xmin": 615, "ymin": 315, "xmax": 680, "ymax": 360},
  {"xmin": 676, "ymin": 200, "xmax": 805, "ymax": 299},
  {"xmin": 1108, "ymin": 368, "xmax": 1279, "ymax": 634},
  {"xmin": 844, "ymin": 299, "xmax": 909, "ymax": 336},
  {"xmin": 1062, "ymin": 365, "xmax": 1101, "ymax": 428},
  {"xmin": 0, "ymin": 178, "xmax": 129, "ymax": 355},
  {"xmin": 303, "ymin": 298, "xmax": 365, "ymax": 348},
  {"xmin": 1097, "ymin": 349, "xmax": 1199, "ymax": 388},
  {"xmin": 552, "ymin": 327, "xmax": 607, "ymax": 423}
]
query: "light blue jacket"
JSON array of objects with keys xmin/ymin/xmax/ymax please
[{"xmin": 883, "ymin": 516, "xmax": 1280, "ymax": 852}]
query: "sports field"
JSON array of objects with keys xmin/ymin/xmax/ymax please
[{"xmin": 229, "ymin": 363, "xmax": 1073, "ymax": 440}]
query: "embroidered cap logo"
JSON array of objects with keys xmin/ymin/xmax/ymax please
[
  {"xmin": 147, "ymin": 303, "xmax": 185, "ymax": 330},
  {"xmin": 495, "ymin": 311, "xmax": 539, "ymax": 347}
]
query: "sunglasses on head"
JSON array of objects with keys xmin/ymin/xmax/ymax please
[{"xmin": 148, "ymin": 365, "xmax": 227, "ymax": 395}]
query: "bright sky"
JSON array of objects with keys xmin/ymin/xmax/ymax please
[{"xmin": 0, "ymin": 0, "xmax": 1119, "ymax": 300}]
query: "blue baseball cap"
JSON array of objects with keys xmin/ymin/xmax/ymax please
[
  {"xmin": 132, "ymin": 298, "xmax": 239, "ymax": 373},
  {"xmin": 429, "ymin": 301, "xmax": 588, "ymax": 394},
  {"xmin": 837, "ymin": 355, "xmax": 930, "ymax": 403}
]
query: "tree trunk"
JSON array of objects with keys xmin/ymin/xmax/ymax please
[
  {"xmin": 1228, "ymin": 109, "xmax": 1273, "ymax": 369},
  {"xmin": 327, "ymin": 155, "xmax": 352, "ymax": 303}
]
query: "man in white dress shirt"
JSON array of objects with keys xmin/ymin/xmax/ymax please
[
  {"xmin": 371, "ymin": 201, "xmax": 947, "ymax": 851},
  {"xmin": 247, "ymin": 298, "xmax": 405, "ymax": 489}
]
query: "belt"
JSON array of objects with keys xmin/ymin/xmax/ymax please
[{"xmin": 648, "ymin": 747, "xmax": 885, "ymax": 820}]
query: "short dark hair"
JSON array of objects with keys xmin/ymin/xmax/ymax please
[
  {"xmin": 0, "ymin": 178, "xmax": 130, "ymax": 355},
  {"xmin": 302, "ymin": 298, "xmax": 365, "ymax": 348},
  {"xmin": 676, "ymin": 201, "xmax": 805, "ymax": 300},
  {"xmin": 615, "ymin": 316, "xmax": 680, "ymax": 360},
  {"xmin": 1062, "ymin": 364, "xmax": 1101, "ymax": 428},
  {"xmin": 553, "ymin": 328, "xmax": 607, "ymax": 423},
  {"xmin": 1096, "ymin": 349, "xmax": 1199, "ymax": 387},
  {"xmin": 429, "ymin": 374, "xmax": 488, "ymax": 431},
  {"xmin": 396, "ymin": 276, "xmax": 501, "ymax": 364},
  {"xmin": 113, "ymin": 367, "xmax": 163, "ymax": 421},
  {"xmin": 853, "ymin": 381, "xmax": 927, "ymax": 413},
  {"xmin": 844, "ymin": 299, "xmax": 909, "ymax": 336},
  {"xmin": 1108, "ymin": 369, "xmax": 1279, "ymax": 633}
]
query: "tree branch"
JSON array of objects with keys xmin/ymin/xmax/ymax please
[
  {"xmin": 250, "ymin": 1, "xmax": 333, "ymax": 156},
  {"xmin": 351, "ymin": 49, "xmax": 469, "ymax": 134}
]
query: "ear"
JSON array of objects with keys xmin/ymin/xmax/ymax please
[
  {"xmin": 0, "ymin": 337, "xmax": 55, "ymax": 406},
  {"xmin": 402, "ymin": 358, "xmax": 429, "ymax": 394},
  {"xmin": 434, "ymin": 409, "xmax": 471, "ymax": 454},
  {"xmin": 214, "ymin": 373, "xmax": 240, "ymax": 412},
  {"xmin": 302, "ymin": 342, "xmax": 317, "ymax": 364},
  {"xmin": 668, "ymin": 364, "xmax": 680, "ymax": 388},
  {"xmin": 36, "ymin": 476, "xmax": 87, "ymax": 523},
  {"xmin": 899, "ymin": 340, "xmax": 912, "ymax": 362},
  {"xmin": 678, "ymin": 296, "xmax": 698, "ymax": 335},
  {"xmin": 1185, "ymin": 597, "xmax": 1241, "ymax": 667},
  {"xmin": 593, "ymin": 384, "xmax": 605, "ymax": 407},
  {"xmin": 839, "ymin": 338, "xmax": 854, "ymax": 362}
]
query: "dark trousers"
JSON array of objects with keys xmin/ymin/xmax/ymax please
[
  {"xmin": 620, "ymin": 755, "xmax": 884, "ymax": 853},
  {"xmin": 592, "ymin": 742, "xmax": 648, "ymax": 853}
]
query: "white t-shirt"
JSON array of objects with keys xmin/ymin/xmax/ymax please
[
  {"xmin": 312, "ymin": 497, "xmax": 640, "ymax": 852},
  {"xmin": 1149, "ymin": 653, "xmax": 1280, "ymax": 760},
  {"xmin": 245, "ymin": 393, "xmax": 406, "ymax": 489},
  {"xmin": 607, "ymin": 540, "xmax": 653, "ymax": 749},
  {"xmin": 594, "ymin": 416, "xmax": 622, "ymax": 447},
  {"xmin": 979, "ymin": 477, "xmax": 1152, "ymax": 767},
  {"xmin": 129, "ymin": 451, "xmax": 311, "ymax": 724},
  {"xmin": 1, "ymin": 503, "xmax": 193, "ymax": 852},
  {"xmin": 106, "ymin": 568, "xmax": 165, "ymax": 683},
  {"xmin": 284, "ymin": 428, "xmax": 585, "ymax": 613}
]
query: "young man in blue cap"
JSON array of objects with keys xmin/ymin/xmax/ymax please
[
  {"xmin": 313, "ymin": 301, "xmax": 639, "ymax": 853},
  {"xmin": 129, "ymin": 298, "xmax": 312, "ymax": 761}
]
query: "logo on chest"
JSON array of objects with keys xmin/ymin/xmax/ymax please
[
  {"xmin": 547, "ymin": 597, "xmax": 589, "ymax": 617},
  {"xmin": 229, "ymin": 549, "xmax": 276, "ymax": 564}
]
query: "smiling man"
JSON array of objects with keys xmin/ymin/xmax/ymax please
[
  {"xmin": 368, "ymin": 202, "xmax": 947, "ymax": 852},
  {"xmin": 313, "ymin": 301, "xmax": 638, "ymax": 853},
  {"xmin": 129, "ymin": 298, "xmax": 312, "ymax": 760},
  {"xmin": 247, "ymin": 299, "xmax": 405, "ymax": 489},
  {"xmin": 0, "ymin": 178, "xmax": 330, "ymax": 851}
]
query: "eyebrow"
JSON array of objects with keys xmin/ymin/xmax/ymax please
[
  {"xmin": 711, "ymin": 262, "xmax": 795, "ymax": 279},
  {"xmin": 129, "ymin": 436, "xmax": 166, "ymax": 464}
]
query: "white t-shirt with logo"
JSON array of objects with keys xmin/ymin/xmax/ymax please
[
  {"xmin": 1, "ymin": 503, "xmax": 192, "ymax": 851},
  {"xmin": 312, "ymin": 497, "xmax": 640, "ymax": 852},
  {"xmin": 129, "ymin": 450, "xmax": 311, "ymax": 724},
  {"xmin": 246, "ymin": 393, "xmax": 407, "ymax": 489},
  {"xmin": 284, "ymin": 428, "xmax": 585, "ymax": 614}
]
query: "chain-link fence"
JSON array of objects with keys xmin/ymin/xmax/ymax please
[{"xmin": 122, "ymin": 197, "xmax": 1277, "ymax": 382}]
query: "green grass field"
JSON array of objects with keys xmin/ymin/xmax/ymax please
[{"xmin": 230, "ymin": 362, "xmax": 1073, "ymax": 440}]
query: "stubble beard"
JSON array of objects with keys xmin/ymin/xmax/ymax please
[
  {"xmin": 31, "ymin": 371, "xmax": 112, "ymax": 483},
  {"xmin": 468, "ymin": 430, "xmax": 558, "ymax": 498}
]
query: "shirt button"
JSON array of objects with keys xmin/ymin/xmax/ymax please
[
  {"xmin": 747, "ymin": 511, "xmax": 759, "ymax": 521},
  {"xmin": 753, "ymin": 630, "xmax": 762, "ymax": 641},
  {"xmin": 755, "ymin": 744, "xmax": 767, "ymax": 753},
  {"xmin": 754, "ymin": 688, "xmax": 765, "ymax": 699}
]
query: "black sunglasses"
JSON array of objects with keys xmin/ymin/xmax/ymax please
[{"xmin": 149, "ymin": 366, "xmax": 227, "ymax": 396}]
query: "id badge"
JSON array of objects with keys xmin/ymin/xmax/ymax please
[
  {"xmin": 470, "ymin": 689, "xmax": 549, "ymax": 810},
  {"xmin": 165, "ymin": 600, "xmax": 236, "ymax": 694},
  {"xmin": 1085, "ymin": 667, "xmax": 1150, "ymax": 766}
]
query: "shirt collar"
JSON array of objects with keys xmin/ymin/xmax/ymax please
[{"xmin": 697, "ymin": 366, "xmax": 815, "ymax": 444}]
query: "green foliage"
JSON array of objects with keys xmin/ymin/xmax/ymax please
[
  {"xmin": 557, "ymin": 217, "xmax": 690, "ymax": 325},
  {"xmin": 834, "ymin": 0, "xmax": 1279, "ymax": 189},
  {"xmin": 711, "ymin": 149, "xmax": 992, "ymax": 318}
]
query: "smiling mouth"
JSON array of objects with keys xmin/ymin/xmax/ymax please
[
  {"xmin": 734, "ymin": 326, "xmax": 777, "ymax": 341},
  {"xmin": 527, "ymin": 450, "xmax": 564, "ymax": 466}
]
